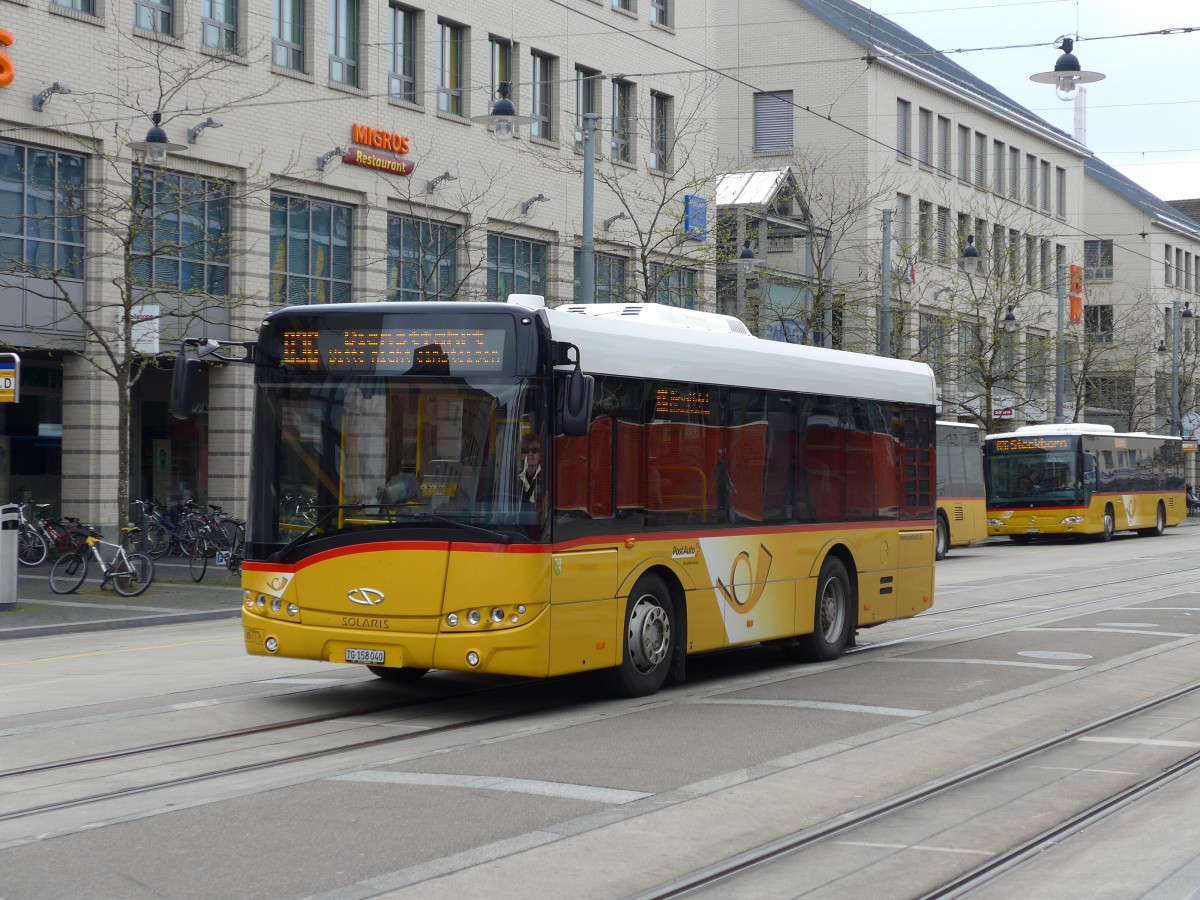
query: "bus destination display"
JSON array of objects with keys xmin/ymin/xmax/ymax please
[
  {"xmin": 280, "ymin": 328, "xmax": 506, "ymax": 373},
  {"xmin": 991, "ymin": 436, "xmax": 1071, "ymax": 452}
]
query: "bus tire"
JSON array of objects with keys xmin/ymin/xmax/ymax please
[
  {"xmin": 603, "ymin": 573, "xmax": 674, "ymax": 697},
  {"xmin": 935, "ymin": 515, "xmax": 950, "ymax": 561},
  {"xmin": 783, "ymin": 556, "xmax": 852, "ymax": 663},
  {"xmin": 368, "ymin": 666, "xmax": 429, "ymax": 683},
  {"xmin": 1098, "ymin": 505, "xmax": 1115, "ymax": 542},
  {"xmin": 1137, "ymin": 503, "xmax": 1167, "ymax": 537}
]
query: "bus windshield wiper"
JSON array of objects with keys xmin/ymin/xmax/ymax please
[
  {"xmin": 270, "ymin": 503, "xmax": 364, "ymax": 562},
  {"xmin": 402, "ymin": 509, "xmax": 513, "ymax": 544}
]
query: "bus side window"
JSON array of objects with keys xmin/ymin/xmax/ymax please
[{"xmin": 1082, "ymin": 452, "xmax": 1096, "ymax": 495}]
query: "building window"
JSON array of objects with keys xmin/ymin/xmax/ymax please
[
  {"xmin": 131, "ymin": 169, "xmax": 230, "ymax": 295},
  {"xmin": 1084, "ymin": 239, "xmax": 1113, "ymax": 281},
  {"xmin": 273, "ymin": 0, "xmax": 304, "ymax": 71},
  {"xmin": 1040, "ymin": 159, "xmax": 1052, "ymax": 210},
  {"xmin": 1008, "ymin": 229, "xmax": 1021, "ymax": 281},
  {"xmin": 1055, "ymin": 166, "xmax": 1066, "ymax": 216},
  {"xmin": 992, "ymin": 225, "xmax": 1005, "ymax": 279},
  {"xmin": 574, "ymin": 250, "xmax": 627, "ymax": 303},
  {"xmin": 937, "ymin": 206, "xmax": 950, "ymax": 261},
  {"xmin": 1165, "ymin": 244, "xmax": 1173, "ymax": 286},
  {"xmin": 329, "ymin": 0, "xmax": 359, "ymax": 86},
  {"xmin": 488, "ymin": 235, "xmax": 546, "ymax": 299},
  {"xmin": 613, "ymin": 0, "xmax": 633, "ymax": 9},
  {"xmin": 576, "ymin": 67, "xmax": 600, "ymax": 150},
  {"xmin": 650, "ymin": 263, "xmax": 697, "ymax": 308},
  {"xmin": 918, "ymin": 200, "xmax": 933, "ymax": 260},
  {"xmin": 753, "ymin": 91, "xmax": 793, "ymax": 152},
  {"xmin": 957, "ymin": 125, "xmax": 970, "ymax": 180},
  {"xmin": 894, "ymin": 194, "xmax": 910, "ymax": 248},
  {"xmin": 611, "ymin": 79, "xmax": 633, "ymax": 162},
  {"xmin": 1025, "ymin": 154, "xmax": 1037, "ymax": 205},
  {"xmin": 650, "ymin": 91, "xmax": 671, "ymax": 171},
  {"xmin": 1040, "ymin": 240, "xmax": 1051, "ymax": 289},
  {"xmin": 992, "ymin": 140, "xmax": 1005, "ymax": 194},
  {"xmin": 974, "ymin": 132, "xmax": 987, "ymax": 188},
  {"xmin": 490, "ymin": 37, "xmax": 512, "ymax": 111},
  {"xmin": 1026, "ymin": 332, "xmax": 1049, "ymax": 400},
  {"xmin": 896, "ymin": 99, "xmax": 911, "ymax": 159},
  {"xmin": 918, "ymin": 108, "xmax": 933, "ymax": 166},
  {"xmin": 958, "ymin": 320, "xmax": 984, "ymax": 392},
  {"xmin": 269, "ymin": 194, "xmax": 353, "ymax": 305},
  {"xmin": 530, "ymin": 51, "xmax": 554, "ymax": 140},
  {"xmin": 53, "ymin": 0, "xmax": 95, "ymax": 11},
  {"xmin": 1009, "ymin": 147, "xmax": 1020, "ymax": 200},
  {"xmin": 387, "ymin": 214, "xmax": 459, "ymax": 302},
  {"xmin": 201, "ymin": 1, "xmax": 238, "ymax": 52},
  {"xmin": 135, "ymin": 0, "xmax": 172, "ymax": 34},
  {"xmin": 389, "ymin": 5, "xmax": 418, "ymax": 102},
  {"xmin": 936, "ymin": 116, "xmax": 950, "ymax": 173},
  {"xmin": 918, "ymin": 312, "xmax": 949, "ymax": 382},
  {"xmin": 650, "ymin": 0, "xmax": 670, "ymax": 27},
  {"xmin": 438, "ymin": 21, "xmax": 465, "ymax": 116},
  {"xmin": 0, "ymin": 142, "xmax": 86, "ymax": 281},
  {"xmin": 1025, "ymin": 235, "xmax": 1037, "ymax": 285}
]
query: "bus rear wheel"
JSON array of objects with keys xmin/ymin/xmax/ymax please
[
  {"xmin": 1137, "ymin": 503, "xmax": 1166, "ymax": 537},
  {"xmin": 782, "ymin": 556, "xmax": 852, "ymax": 663},
  {"xmin": 935, "ymin": 515, "xmax": 950, "ymax": 561},
  {"xmin": 603, "ymin": 574, "xmax": 674, "ymax": 697}
]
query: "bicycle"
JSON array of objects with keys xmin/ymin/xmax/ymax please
[
  {"xmin": 16, "ymin": 502, "xmax": 50, "ymax": 567},
  {"xmin": 49, "ymin": 526, "xmax": 156, "ymax": 597},
  {"xmin": 188, "ymin": 504, "xmax": 245, "ymax": 583},
  {"xmin": 17, "ymin": 502, "xmax": 89, "ymax": 567}
]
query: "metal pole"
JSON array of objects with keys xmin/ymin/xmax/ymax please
[
  {"xmin": 580, "ymin": 112, "xmax": 597, "ymax": 304},
  {"xmin": 880, "ymin": 209, "xmax": 892, "ymax": 357},
  {"xmin": 1055, "ymin": 263, "xmax": 1066, "ymax": 423},
  {"xmin": 1172, "ymin": 298, "xmax": 1181, "ymax": 436}
]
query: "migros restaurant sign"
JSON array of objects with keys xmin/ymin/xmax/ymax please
[{"xmin": 342, "ymin": 124, "xmax": 414, "ymax": 176}]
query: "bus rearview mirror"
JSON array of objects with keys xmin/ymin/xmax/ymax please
[
  {"xmin": 169, "ymin": 356, "xmax": 203, "ymax": 420},
  {"xmin": 561, "ymin": 368, "xmax": 594, "ymax": 437}
]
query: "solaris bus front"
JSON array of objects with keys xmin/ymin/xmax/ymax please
[{"xmin": 237, "ymin": 302, "xmax": 594, "ymax": 687}]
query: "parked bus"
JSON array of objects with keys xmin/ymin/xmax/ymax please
[
  {"xmin": 983, "ymin": 423, "xmax": 1185, "ymax": 543},
  {"xmin": 935, "ymin": 421, "xmax": 987, "ymax": 560},
  {"xmin": 175, "ymin": 298, "xmax": 938, "ymax": 696}
]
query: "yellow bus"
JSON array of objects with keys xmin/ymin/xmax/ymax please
[
  {"xmin": 935, "ymin": 421, "xmax": 987, "ymax": 560},
  {"xmin": 983, "ymin": 424, "xmax": 1186, "ymax": 543},
  {"xmin": 177, "ymin": 298, "xmax": 938, "ymax": 696}
]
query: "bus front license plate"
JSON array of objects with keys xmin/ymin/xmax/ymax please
[
  {"xmin": 1025, "ymin": 528, "xmax": 1039, "ymax": 534},
  {"xmin": 346, "ymin": 648, "xmax": 385, "ymax": 664}
]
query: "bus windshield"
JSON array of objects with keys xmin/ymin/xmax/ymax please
[
  {"xmin": 247, "ymin": 374, "xmax": 546, "ymax": 555},
  {"xmin": 986, "ymin": 449, "xmax": 1080, "ymax": 506}
]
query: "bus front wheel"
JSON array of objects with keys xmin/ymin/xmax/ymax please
[
  {"xmin": 603, "ymin": 574, "xmax": 674, "ymax": 697},
  {"xmin": 1099, "ymin": 506, "xmax": 1115, "ymax": 542},
  {"xmin": 783, "ymin": 556, "xmax": 852, "ymax": 663},
  {"xmin": 935, "ymin": 515, "xmax": 950, "ymax": 561}
]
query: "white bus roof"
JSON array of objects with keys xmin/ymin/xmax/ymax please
[
  {"xmin": 534, "ymin": 301, "xmax": 937, "ymax": 406},
  {"xmin": 986, "ymin": 423, "xmax": 1181, "ymax": 441}
]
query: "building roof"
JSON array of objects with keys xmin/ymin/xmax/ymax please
[
  {"xmin": 715, "ymin": 169, "xmax": 793, "ymax": 208},
  {"xmin": 791, "ymin": 0, "xmax": 1079, "ymax": 147},
  {"xmin": 1084, "ymin": 156, "xmax": 1200, "ymax": 241},
  {"xmin": 1168, "ymin": 199, "xmax": 1200, "ymax": 224}
]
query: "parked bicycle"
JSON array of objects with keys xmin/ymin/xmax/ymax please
[
  {"xmin": 188, "ymin": 504, "xmax": 245, "ymax": 583},
  {"xmin": 49, "ymin": 525, "xmax": 155, "ymax": 597},
  {"xmin": 128, "ymin": 499, "xmax": 200, "ymax": 559},
  {"xmin": 17, "ymin": 501, "xmax": 89, "ymax": 567}
]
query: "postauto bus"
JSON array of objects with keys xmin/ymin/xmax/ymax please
[
  {"xmin": 935, "ymin": 421, "xmax": 987, "ymax": 559},
  {"xmin": 983, "ymin": 423, "xmax": 1185, "ymax": 543},
  {"xmin": 173, "ymin": 297, "xmax": 939, "ymax": 696}
]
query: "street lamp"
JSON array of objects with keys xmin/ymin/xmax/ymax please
[
  {"xmin": 738, "ymin": 239, "xmax": 757, "ymax": 275},
  {"xmin": 127, "ymin": 111, "xmax": 186, "ymax": 165},
  {"xmin": 1003, "ymin": 304, "xmax": 1018, "ymax": 332},
  {"xmin": 957, "ymin": 235, "xmax": 980, "ymax": 276},
  {"xmin": 470, "ymin": 82, "xmax": 537, "ymax": 141},
  {"xmin": 1030, "ymin": 36, "xmax": 1105, "ymax": 102},
  {"xmin": 1159, "ymin": 299, "xmax": 1194, "ymax": 436}
]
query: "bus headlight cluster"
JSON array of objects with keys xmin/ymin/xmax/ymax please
[
  {"xmin": 1060, "ymin": 515, "xmax": 1085, "ymax": 525},
  {"xmin": 245, "ymin": 590, "xmax": 297, "ymax": 618},
  {"xmin": 445, "ymin": 604, "xmax": 529, "ymax": 630},
  {"xmin": 987, "ymin": 519, "xmax": 1005, "ymax": 526}
]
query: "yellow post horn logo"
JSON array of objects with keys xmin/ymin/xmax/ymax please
[{"xmin": 715, "ymin": 544, "xmax": 773, "ymax": 613}]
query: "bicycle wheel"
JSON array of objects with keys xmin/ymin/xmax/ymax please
[
  {"xmin": 18, "ymin": 526, "xmax": 49, "ymax": 567},
  {"xmin": 176, "ymin": 519, "xmax": 200, "ymax": 557},
  {"xmin": 188, "ymin": 538, "xmax": 209, "ymax": 583},
  {"xmin": 144, "ymin": 522, "xmax": 171, "ymax": 558},
  {"xmin": 218, "ymin": 519, "xmax": 245, "ymax": 553},
  {"xmin": 112, "ymin": 552, "xmax": 155, "ymax": 597},
  {"xmin": 49, "ymin": 551, "xmax": 89, "ymax": 594}
]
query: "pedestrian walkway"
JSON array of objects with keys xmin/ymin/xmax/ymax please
[{"xmin": 0, "ymin": 557, "xmax": 241, "ymax": 639}]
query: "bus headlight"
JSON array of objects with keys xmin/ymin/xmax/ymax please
[
  {"xmin": 491, "ymin": 608, "xmax": 505, "ymax": 623},
  {"xmin": 1060, "ymin": 515, "xmax": 1085, "ymax": 524},
  {"xmin": 467, "ymin": 609, "xmax": 482, "ymax": 625},
  {"xmin": 447, "ymin": 613, "xmax": 459, "ymax": 627},
  {"xmin": 265, "ymin": 637, "xmax": 278, "ymax": 653},
  {"xmin": 270, "ymin": 598, "xmax": 282, "ymax": 613},
  {"xmin": 988, "ymin": 519, "xmax": 1005, "ymax": 526},
  {"xmin": 287, "ymin": 603, "xmax": 299, "ymax": 617},
  {"xmin": 466, "ymin": 651, "xmax": 480, "ymax": 667}
]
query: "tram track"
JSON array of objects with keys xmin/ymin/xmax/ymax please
[
  {"xmin": 630, "ymin": 679, "xmax": 1200, "ymax": 899},
  {"xmin": 5, "ymin": 545, "xmax": 1195, "ymax": 836}
]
